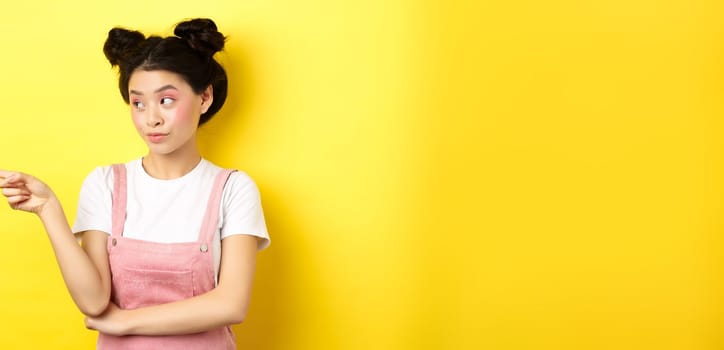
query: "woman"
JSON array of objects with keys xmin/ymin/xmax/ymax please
[{"xmin": 0, "ymin": 18, "xmax": 269, "ymax": 349}]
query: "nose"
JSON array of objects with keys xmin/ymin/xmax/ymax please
[{"xmin": 146, "ymin": 105, "xmax": 164, "ymax": 127}]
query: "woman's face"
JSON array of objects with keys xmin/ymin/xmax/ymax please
[{"xmin": 127, "ymin": 69, "xmax": 212, "ymax": 157}]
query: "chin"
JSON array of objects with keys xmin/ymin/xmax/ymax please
[{"xmin": 146, "ymin": 144, "xmax": 175, "ymax": 155}]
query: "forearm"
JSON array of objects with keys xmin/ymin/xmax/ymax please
[
  {"xmin": 85, "ymin": 235, "xmax": 258, "ymax": 336},
  {"xmin": 123, "ymin": 288, "xmax": 247, "ymax": 336},
  {"xmin": 38, "ymin": 198, "xmax": 109, "ymax": 316}
]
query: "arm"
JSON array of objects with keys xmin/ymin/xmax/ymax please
[
  {"xmin": 85, "ymin": 234, "xmax": 259, "ymax": 336},
  {"xmin": 0, "ymin": 171, "xmax": 111, "ymax": 316}
]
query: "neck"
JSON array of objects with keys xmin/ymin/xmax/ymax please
[{"xmin": 142, "ymin": 148, "xmax": 202, "ymax": 180}]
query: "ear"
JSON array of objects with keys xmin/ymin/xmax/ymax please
[{"xmin": 200, "ymin": 85, "xmax": 214, "ymax": 114}]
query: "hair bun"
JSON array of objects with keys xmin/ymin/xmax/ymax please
[
  {"xmin": 174, "ymin": 18, "xmax": 225, "ymax": 58},
  {"xmin": 103, "ymin": 28, "xmax": 146, "ymax": 66}
]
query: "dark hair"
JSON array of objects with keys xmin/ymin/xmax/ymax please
[{"xmin": 103, "ymin": 18, "xmax": 228, "ymax": 126}]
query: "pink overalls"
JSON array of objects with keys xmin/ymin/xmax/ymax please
[{"xmin": 97, "ymin": 164, "xmax": 237, "ymax": 349}]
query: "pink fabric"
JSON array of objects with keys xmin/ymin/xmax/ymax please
[{"xmin": 98, "ymin": 164, "xmax": 237, "ymax": 349}]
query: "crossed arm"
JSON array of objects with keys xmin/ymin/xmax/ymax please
[
  {"xmin": 84, "ymin": 233, "xmax": 258, "ymax": 336},
  {"xmin": 0, "ymin": 171, "xmax": 259, "ymax": 336}
]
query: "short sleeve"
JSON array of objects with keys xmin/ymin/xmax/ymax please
[
  {"xmin": 220, "ymin": 171, "xmax": 270, "ymax": 250},
  {"xmin": 72, "ymin": 166, "xmax": 113, "ymax": 236}
]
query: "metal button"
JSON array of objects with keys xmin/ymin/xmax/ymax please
[
  {"xmin": 111, "ymin": 238, "xmax": 117, "ymax": 246},
  {"xmin": 200, "ymin": 243, "xmax": 208, "ymax": 253}
]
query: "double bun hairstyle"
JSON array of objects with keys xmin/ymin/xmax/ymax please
[{"xmin": 103, "ymin": 18, "xmax": 228, "ymax": 126}]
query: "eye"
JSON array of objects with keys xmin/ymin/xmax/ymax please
[
  {"xmin": 161, "ymin": 97, "xmax": 175, "ymax": 105},
  {"xmin": 132, "ymin": 100, "xmax": 145, "ymax": 110}
]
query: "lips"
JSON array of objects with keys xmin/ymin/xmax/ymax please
[{"xmin": 147, "ymin": 133, "xmax": 169, "ymax": 143}]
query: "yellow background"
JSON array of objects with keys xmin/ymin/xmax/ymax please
[{"xmin": 0, "ymin": 0, "xmax": 721, "ymax": 349}]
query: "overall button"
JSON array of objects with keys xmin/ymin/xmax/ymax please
[
  {"xmin": 111, "ymin": 238, "xmax": 117, "ymax": 246},
  {"xmin": 200, "ymin": 243, "xmax": 208, "ymax": 253}
]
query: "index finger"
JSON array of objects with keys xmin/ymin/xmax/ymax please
[
  {"xmin": 0, "ymin": 170, "xmax": 20, "ymax": 181},
  {"xmin": 0, "ymin": 169, "xmax": 10, "ymax": 178},
  {"xmin": 0, "ymin": 169, "xmax": 13, "ymax": 180}
]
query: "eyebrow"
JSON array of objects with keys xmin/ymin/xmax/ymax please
[{"xmin": 129, "ymin": 84, "xmax": 178, "ymax": 96}]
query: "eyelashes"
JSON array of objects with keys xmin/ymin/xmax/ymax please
[{"xmin": 131, "ymin": 97, "xmax": 176, "ymax": 110}]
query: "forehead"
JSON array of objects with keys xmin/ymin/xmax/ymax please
[{"xmin": 128, "ymin": 70, "xmax": 191, "ymax": 92}]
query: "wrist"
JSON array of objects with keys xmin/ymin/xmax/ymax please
[
  {"xmin": 36, "ymin": 195, "xmax": 62, "ymax": 221},
  {"xmin": 120, "ymin": 308, "xmax": 137, "ymax": 336}
]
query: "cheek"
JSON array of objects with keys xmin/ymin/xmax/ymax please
[
  {"xmin": 173, "ymin": 104, "xmax": 190, "ymax": 122},
  {"xmin": 169, "ymin": 102, "xmax": 199, "ymax": 127},
  {"xmin": 131, "ymin": 111, "xmax": 144, "ymax": 129}
]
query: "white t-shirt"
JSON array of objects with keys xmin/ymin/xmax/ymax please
[{"xmin": 72, "ymin": 158, "xmax": 270, "ymax": 280}]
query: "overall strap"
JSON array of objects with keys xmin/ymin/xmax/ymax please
[
  {"xmin": 111, "ymin": 164, "xmax": 127, "ymax": 237},
  {"xmin": 198, "ymin": 169, "xmax": 237, "ymax": 247}
]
